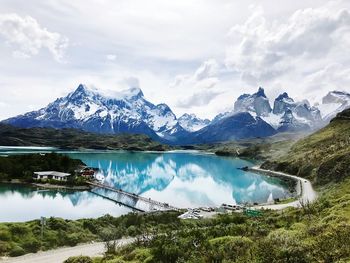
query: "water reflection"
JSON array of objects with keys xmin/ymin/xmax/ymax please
[
  {"xmin": 0, "ymin": 149, "xmax": 292, "ymax": 222},
  {"xmin": 0, "ymin": 183, "xmax": 130, "ymax": 222},
  {"xmin": 66, "ymin": 152, "xmax": 291, "ymax": 207}
]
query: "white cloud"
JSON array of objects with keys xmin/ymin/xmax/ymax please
[
  {"xmin": 0, "ymin": 13, "xmax": 68, "ymax": 62},
  {"xmin": 177, "ymin": 90, "xmax": 222, "ymax": 108},
  {"xmin": 121, "ymin": 76, "xmax": 140, "ymax": 89},
  {"xmin": 225, "ymin": 2, "xmax": 350, "ymax": 86},
  {"xmin": 0, "ymin": 0, "xmax": 349, "ymax": 121},
  {"xmin": 193, "ymin": 59, "xmax": 219, "ymax": 81},
  {"xmin": 304, "ymin": 63, "xmax": 350, "ymax": 98},
  {"xmin": 106, "ymin": 54, "xmax": 117, "ymax": 61},
  {"xmin": 171, "ymin": 59, "xmax": 222, "ymax": 108}
]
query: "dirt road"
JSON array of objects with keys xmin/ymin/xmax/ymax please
[{"xmin": 0, "ymin": 238, "xmax": 134, "ymax": 263}]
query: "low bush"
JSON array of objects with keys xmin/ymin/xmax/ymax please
[
  {"xmin": 64, "ymin": 256, "xmax": 93, "ymax": 263},
  {"xmin": 9, "ymin": 245, "xmax": 25, "ymax": 257}
]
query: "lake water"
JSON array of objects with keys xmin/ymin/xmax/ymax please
[{"xmin": 0, "ymin": 147, "xmax": 292, "ymax": 222}]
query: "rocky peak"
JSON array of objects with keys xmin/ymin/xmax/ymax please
[
  {"xmin": 256, "ymin": 87, "xmax": 267, "ymax": 98},
  {"xmin": 68, "ymin": 84, "xmax": 94, "ymax": 101},
  {"xmin": 178, "ymin": 113, "xmax": 210, "ymax": 132},
  {"xmin": 126, "ymin": 87, "xmax": 144, "ymax": 99},
  {"xmin": 234, "ymin": 87, "xmax": 272, "ymax": 117},
  {"xmin": 273, "ymin": 92, "xmax": 295, "ymax": 115},
  {"xmin": 322, "ymin": 91, "xmax": 350, "ymax": 105}
]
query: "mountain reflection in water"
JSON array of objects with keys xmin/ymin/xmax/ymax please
[{"xmin": 0, "ymin": 150, "xmax": 292, "ymax": 222}]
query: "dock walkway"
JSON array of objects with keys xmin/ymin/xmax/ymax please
[{"xmin": 87, "ymin": 181, "xmax": 179, "ymax": 212}]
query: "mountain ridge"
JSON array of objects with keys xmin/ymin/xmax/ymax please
[{"xmin": 2, "ymin": 84, "xmax": 350, "ymax": 145}]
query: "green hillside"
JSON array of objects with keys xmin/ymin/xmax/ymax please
[
  {"xmin": 262, "ymin": 108, "xmax": 350, "ymax": 185},
  {"xmin": 0, "ymin": 124, "xmax": 171, "ymax": 151}
]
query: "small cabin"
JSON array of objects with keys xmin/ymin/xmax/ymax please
[
  {"xmin": 33, "ymin": 171, "xmax": 71, "ymax": 182},
  {"xmin": 77, "ymin": 167, "xmax": 95, "ymax": 179}
]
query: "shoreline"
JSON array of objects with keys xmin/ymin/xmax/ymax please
[
  {"xmin": 248, "ymin": 166, "xmax": 317, "ymax": 210},
  {"xmin": 0, "ymin": 180, "xmax": 91, "ymax": 191},
  {"xmin": 31, "ymin": 183, "xmax": 90, "ymax": 190}
]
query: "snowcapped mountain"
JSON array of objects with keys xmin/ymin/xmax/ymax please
[
  {"xmin": 318, "ymin": 91, "xmax": 350, "ymax": 121},
  {"xmin": 234, "ymin": 87, "xmax": 272, "ymax": 117},
  {"xmin": 3, "ymin": 84, "xmax": 189, "ymax": 142},
  {"xmin": 2, "ymin": 83, "xmax": 349, "ymax": 145},
  {"xmin": 272, "ymin": 92, "xmax": 295, "ymax": 115},
  {"xmin": 221, "ymin": 87, "xmax": 321, "ymax": 132},
  {"xmin": 263, "ymin": 92, "xmax": 321, "ymax": 131},
  {"xmin": 178, "ymin": 113, "xmax": 210, "ymax": 132},
  {"xmin": 211, "ymin": 87, "xmax": 339, "ymax": 133}
]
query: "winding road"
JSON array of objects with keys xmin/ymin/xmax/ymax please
[
  {"xmin": 0, "ymin": 238, "xmax": 134, "ymax": 263},
  {"xmin": 250, "ymin": 167, "xmax": 317, "ymax": 210}
]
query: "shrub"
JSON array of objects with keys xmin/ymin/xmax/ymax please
[
  {"xmin": 9, "ymin": 245, "xmax": 25, "ymax": 257},
  {"xmin": 0, "ymin": 229, "xmax": 11, "ymax": 241},
  {"xmin": 208, "ymin": 236, "xmax": 254, "ymax": 262},
  {"xmin": 123, "ymin": 248, "xmax": 152, "ymax": 262},
  {"xmin": 256, "ymin": 229, "xmax": 310, "ymax": 263},
  {"xmin": 9, "ymin": 224, "xmax": 29, "ymax": 236},
  {"xmin": 314, "ymin": 223, "xmax": 350, "ymax": 262},
  {"xmin": 22, "ymin": 237, "xmax": 41, "ymax": 253},
  {"xmin": 66, "ymin": 233, "xmax": 81, "ymax": 246},
  {"xmin": 0, "ymin": 240, "xmax": 10, "ymax": 255},
  {"xmin": 64, "ymin": 256, "xmax": 93, "ymax": 263}
]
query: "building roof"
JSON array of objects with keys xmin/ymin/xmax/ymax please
[{"xmin": 34, "ymin": 171, "xmax": 71, "ymax": 177}]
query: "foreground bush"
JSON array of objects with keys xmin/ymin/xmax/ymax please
[{"xmin": 64, "ymin": 256, "xmax": 93, "ymax": 263}]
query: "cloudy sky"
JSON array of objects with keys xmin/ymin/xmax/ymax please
[{"xmin": 0, "ymin": 0, "xmax": 350, "ymax": 120}]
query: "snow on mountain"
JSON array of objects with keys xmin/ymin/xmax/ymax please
[
  {"xmin": 319, "ymin": 91, "xmax": 350, "ymax": 120},
  {"xmin": 178, "ymin": 113, "xmax": 210, "ymax": 132},
  {"xmin": 272, "ymin": 92, "xmax": 295, "ymax": 115},
  {"xmin": 216, "ymin": 87, "xmax": 324, "ymax": 132},
  {"xmin": 3, "ymin": 83, "xmax": 349, "ymax": 144},
  {"xmin": 3, "ymin": 84, "xmax": 188, "ymax": 141},
  {"xmin": 277, "ymin": 109, "xmax": 311, "ymax": 132},
  {"xmin": 234, "ymin": 87, "xmax": 272, "ymax": 117}
]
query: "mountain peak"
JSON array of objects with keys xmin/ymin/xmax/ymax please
[
  {"xmin": 68, "ymin": 84, "xmax": 144, "ymax": 102},
  {"xmin": 74, "ymin": 84, "xmax": 97, "ymax": 93},
  {"xmin": 255, "ymin": 87, "xmax": 267, "ymax": 98},
  {"xmin": 322, "ymin": 90, "xmax": 350, "ymax": 105},
  {"xmin": 68, "ymin": 84, "xmax": 97, "ymax": 102},
  {"xmin": 76, "ymin": 83, "xmax": 86, "ymax": 92},
  {"xmin": 178, "ymin": 113, "xmax": 210, "ymax": 132},
  {"xmin": 276, "ymin": 92, "xmax": 291, "ymax": 101},
  {"xmin": 234, "ymin": 87, "xmax": 271, "ymax": 116},
  {"xmin": 126, "ymin": 87, "xmax": 144, "ymax": 98},
  {"xmin": 273, "ymin": 92, "xmax": 295, "ymax": 115}
]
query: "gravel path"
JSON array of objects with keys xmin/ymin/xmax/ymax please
[{"xmin": 0, "ymin": 238, "xmax": 134, "ymax": 263}]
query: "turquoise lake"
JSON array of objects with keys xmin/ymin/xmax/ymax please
[{"xmin": 0, "ymin": 147, "xmax": 292, "ymax": 222}]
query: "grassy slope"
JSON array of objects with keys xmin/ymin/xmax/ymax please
[
  {"xmin": 62, "ymin": 179, "xmax": 350, "ymax": 263},
  {"xmin": 194, "ymin": 132, "xmax": 305, "ymax": 161},
  {"xmin": 262, "ymin": 109, "xmax": 350, "ymax": 185},
  {"xmin": 0, "ymin": 124, "xmax": 171, "ymax": 151}
]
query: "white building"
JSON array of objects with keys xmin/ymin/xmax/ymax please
[{"xmin": 33, "ymin": 171, "xmax": 71, "ymax": 182}]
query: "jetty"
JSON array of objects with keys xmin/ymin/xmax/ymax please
[{"xmin": 87, "ymin": 181, "xmax": 179, "ymax": 212}]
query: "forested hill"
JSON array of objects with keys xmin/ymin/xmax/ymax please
[
  {"xmin": 0, "ymin": 124, "xmax": 170, "ymax": 151},
  {"xmin": 262, "ymin": 108, "xmax": 350, "ymax": 185}
]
